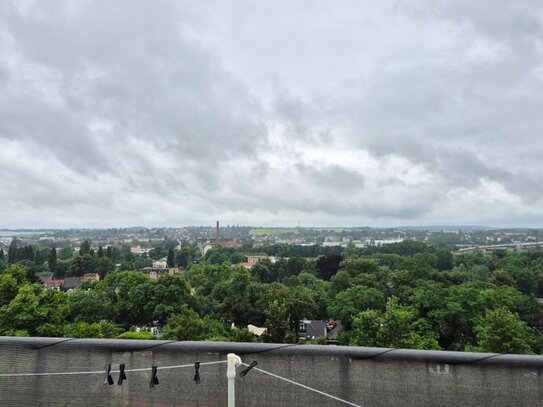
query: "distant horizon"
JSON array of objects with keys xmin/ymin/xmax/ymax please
[
  {"xmin": 2, "ymin": 2, "xmax": 543, "ymax": 229},
  {"xmin": 1, "ymin": 223, "xmax": 542, "ymax": 231}
]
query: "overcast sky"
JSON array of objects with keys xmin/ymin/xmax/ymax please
[{"xmin": 1, "ymin": 0, "xmax": 543, "ymax": 228}]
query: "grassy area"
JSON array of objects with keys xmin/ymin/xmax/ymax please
[
  {"xmin": 249, "ymin": 227, "xmax": 351, "ymax": 236},
  {"xmin": 249, "ymin": 228, "xmax": 300, "ymax": 236}
]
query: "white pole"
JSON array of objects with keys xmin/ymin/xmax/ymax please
[{"xmin": 227, "ymin": 353, "xmax": 241, "ymax": 407}]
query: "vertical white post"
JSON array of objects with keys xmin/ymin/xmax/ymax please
[{"xmin": 227, "ymin": 353, "xmax": 241, "ymax": 407}]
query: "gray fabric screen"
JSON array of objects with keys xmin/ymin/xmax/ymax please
[{"xmin": 0, "ymin": 337, "xmax": 542, "ymax": 407}]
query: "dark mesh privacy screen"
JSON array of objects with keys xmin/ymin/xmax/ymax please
[{"xmin": 0, "ymin": 337, "xmax": 541, "ymax": 407}]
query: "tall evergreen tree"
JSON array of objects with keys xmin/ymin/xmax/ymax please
[
  {"xmin": 167, "ymin": 249, "xmax": 176, "ymax": 267},
  {"xmin": 97, "ymin": 246, "xmax": 104, "ymax": 258},
  {"xmin": 48, "ymin": 248, "xmax": 57, "ymax": 275},
  {"xmin": 7, "ymin": 239, "xmax": 17, "ymax": 264},
  {"xmin": 79, "ymin": 240, "xmax": 91, "ymax": 256}
]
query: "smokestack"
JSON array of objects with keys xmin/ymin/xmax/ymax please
[{"xmin": 216, "ymin": 221, "xmax": 220, "ymax": 244}]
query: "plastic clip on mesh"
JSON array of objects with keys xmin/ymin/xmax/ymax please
[
  {"xmin": 239, "ymin": 360, "xmax": 258, "ymax": 377},
  {"xmin": 150, "ymin": 366, "xmax": 159, "ymax": 388},
  {"xmin": 194, "ymin": 362, "xmax": 201, "ymax": 384},
  {"xmin": 103, "ymin": 364, "xmax": 113, "ymax": 386},
  {"xmin": 117, "ymin": 363, "xmax": 127, "ymax": 385}
]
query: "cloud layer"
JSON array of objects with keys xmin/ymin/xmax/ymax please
[{"xmin": 1, "ymin": 0, "xmax": 543, "ymax": 228}]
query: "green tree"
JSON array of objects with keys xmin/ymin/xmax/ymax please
[
  {"xmin": 0, "ymin": 265, "xmax": 28, "ymax": 307},
  {"xmin": 0, "ymin": 284, "xmax": 68, "ymax": 336},
  {"xmin": 316, "ymin": 254, "xmax": 342, "ymax": 280},
  {"xmin": 229, "ymin": 252, "xmax": 247, "ymax": 265},
  {"xmin": 68, "ymin": 254, "xmax": 95, "ymax": 276},
  {"xmin": 167, "ymin": 249, "xmax": 176, "ymax": 267},
  {"xmin": 251, "ymin": 260, "xmax": 278, "ymax": 283},
  {"xmin": 261, "ymin": 283, "xmax": 318, "ymax": 342},
  {"xmin": 64, "ymin": 321, "xmax": 123, "ymax": 338},
  {"xmin": 264, "ymin": 300, "xmax": 290, "ymax": 342},
  {"xmin": 118, "ymin": 331, "xmax": 156, "ymax": 340},
  {"xmin": 93, "ymin": 256, "xmax": 114, "ymax": 278},
  {"xmin": 330, "ymin": 270, "xmax": 351, "ymax": 295},
  {"xmin": 67, "ymin": 289, "xmax": 115, "ymax": 323},
  {"xmin": 284, "ymin": 256, "xmax": 308, "ymax": 278},
  {"xmin": 163, "ymin": 305, "xmax": 205, "ymax": 340},
  {"xmin": 79, "ymin": 240, "xmax": 91, "ymax": 256},
  {"xmin": 474, "ymin": 308, "xmax": 536, "ymax": 354},
  {"xmin": 48, "ymin": 248, "xmax": 57, "ymax": 275},
  {"xmin": 151, "ymin": 275, "xmax": 192, "ymax": 323},
  {"xmin": 96, "ymin": 271, "xmax": 154, "ymax": 325},
  {"xmin": 491, "ymin": 269, "xmax": 515, "ymax": 287},
  {"xmin": 58, "ymin": 246, "xmax": 74, "ymax": 261},
  {"xmin": 214, "ymin": 268, "xmax": 264, "ymax": 326},
  {"xmin": 7, "ymin": 239, "xmax": 18, "ymax": 264},
  {"xmin": 328, "ymin": 285, "xmax": 385, "ymax": 326},
  {"xmin": 350, "ymin": 297, "xmax": 439, "ymax": 350}
]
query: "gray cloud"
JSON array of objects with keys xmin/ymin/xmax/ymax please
[{"xmin": 1, "ymin": 0, "xmax": 543, "ymax": 227}]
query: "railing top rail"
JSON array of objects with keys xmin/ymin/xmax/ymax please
[{"xmin": 1, "ymin": 336, "xmax": 542, "ymax": 368}]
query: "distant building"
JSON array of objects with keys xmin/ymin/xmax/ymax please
[
  {"xmin": 41, "ymin": 278, "xmax": 64, "ymax": 291},
  {"xmin": 152, "ymin": 260, "xmax": 168, "ymax": 269},
  {"xmin": 299, "ymin": 319, "xmax": 327, "ymax": 341},
  {"xmin": 223, "ymin": 239, "xmax": 244, "ymax": 249},
  {"xmin": 140, "ymin": 267, "xmax": 180, "ymax": 280},
  {"xmin": 246, "ymin": 253, "xmax": 271, "ymax": 263},
  {"xmin": 83, "ymin": 273, "xmax": 100, "ymax": 283},
  {"xmin": 239, "ymin": 253, "xmax": 276, "ymax": 269},
  {"xmin": 130, "ymin": 245, "xmax": 151, "ymax": 255},
  {"xmin": 134, "ymin": 324, "xmax": 161, "ymax": 335},
  {"xmin": 365, "ymin": 237, "xmax": 404, "ymax": 246},
  {"xmin": 247, "ymin": 324, "xmax": 268, "ymax": 337},
  {"xmin": 299, "ymin": 319, "xmax": 341, "ymax": 342},
  {"xmin": 63, "ymin": 277, "xmax": 82, "ymax": 290}
]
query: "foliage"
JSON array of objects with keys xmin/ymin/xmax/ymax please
[
  {"xmin": 117, "ymin": 331, "xmax": 157, "ymax": 340},
  {"xmin": 474, "ymin": 308, "xmax": 536, "ymax": 354},
  {"xmin": 2, "ymin": 243, "xmax": 543, "ymax": 355},
  {"xmin": 0, "ymin": 283, "xmax": 69, "ymax": 336},
  {"xmin": 64, "ymin": 321, "xmax": 123, "ymax": 338},
  {"xmin": 163, "ymin": 305, "xmax": 205, "ymax": 340},
  {"xmin": 350, "ymin": 297, "xmax": 440, "ymax": 350}
]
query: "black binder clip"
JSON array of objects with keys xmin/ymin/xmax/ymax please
[
  {"xmin": 194, "ymin": 362, "xmax": 201, "ymax": 384},
  {"xmin": 239, "ymin": 361, "xmax": 257, "ymax": 377},
  {"xmin": 117, "ymin": 363, "xmax": 127, "ymax": 385},
  {"xmin": 150, "ymin": 366, "xmax": 159, "ymax": 388},
  {"xmin": 103, "ymin": 364, "xmax": 113, "ymax": 385}
]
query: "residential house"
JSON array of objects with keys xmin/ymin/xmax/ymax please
[
  {"xmin": 63, "ymin": 276, "xmax": 82, "ymax": 290},
  {"xmin": 152, "ymin": 260, "xmax": 168, "ymax": 269},
  {"xmin": 41, "ymin": 278, "xmax": 64, "ymax": 291},
  {"xmin": 299, "ymin": 319, "xmax": 341, "ymax": 342},
  {"xmin": 239, "ymin": 253, "xmax": 276, "ymax": 269},
  {"xmin": 140, "ymin": 267, "xmax": 180, "ymax": 280},
  {"xmin": 299, "ymin": 319, "xmax": 327, "ymax": 341},
  {"xmin": 83, "ymin": 273, "xmax": 100, "ymax": 283}
]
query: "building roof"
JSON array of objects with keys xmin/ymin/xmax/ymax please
[
  {"xmin": 42, "ymin": 279, "xmax": 64, "ymax": 288},
  {"xmin": 247, "ymin": 324, "xmax": 268, "ymax": 337},
  {"xmin": 63, "ymin": 277, "xmax": 82, "ymax": 289},
  {"xmin": 303, "ymin": 320, "xmax": 327, "ymax": 339}
]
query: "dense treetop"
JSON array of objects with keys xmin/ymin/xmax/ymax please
[{"xmin": 1, "ymin": 239, "xmax": 542, "ymax": 354}]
